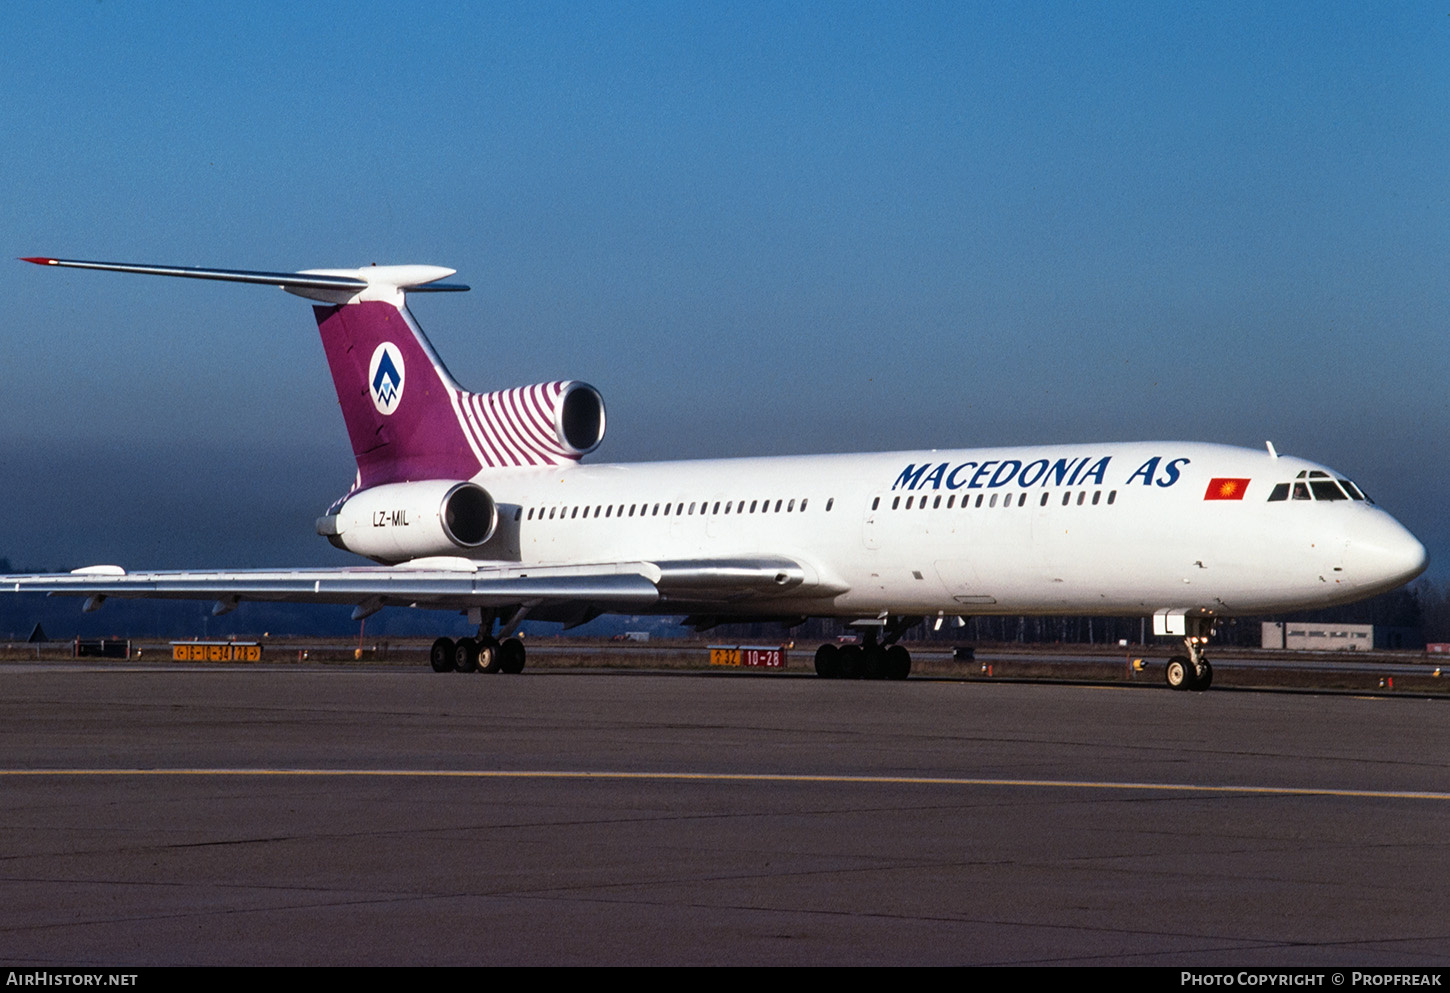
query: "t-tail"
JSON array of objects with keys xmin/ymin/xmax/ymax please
[{"xmin": 20, "ymin": 258, "xmax": 607, "ymax": 491}]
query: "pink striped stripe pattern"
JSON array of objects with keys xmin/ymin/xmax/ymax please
[{"xmin": 453, "ymin": 380, "xmax": 582, "ymax": 468}]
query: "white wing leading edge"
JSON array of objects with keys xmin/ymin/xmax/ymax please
[{"xmin": 4, "ymin": 556, "xmax": 846, "ymax": 626}]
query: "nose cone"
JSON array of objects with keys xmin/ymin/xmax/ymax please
[{"xmin": 1344, "ymin": 512, "xmax": 1429, "ymax": 594}]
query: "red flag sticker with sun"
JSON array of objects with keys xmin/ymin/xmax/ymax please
[{"xmin": 1204, "ymin": 477, "xmax": 1250, "ymax": 500}]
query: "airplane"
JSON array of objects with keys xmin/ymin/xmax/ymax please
[{"xmin": 5, "ymin": 256, "xmax": 1429, "ymax": 689}]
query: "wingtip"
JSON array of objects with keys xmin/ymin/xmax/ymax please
[{"xmin": 19, "ymin": 257, "xmax": 56, "ymax": 265}]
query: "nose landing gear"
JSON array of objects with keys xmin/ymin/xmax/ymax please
[{"xmin": 1165, "ymin": 616, "xmax": 1214, "ymax": 691}]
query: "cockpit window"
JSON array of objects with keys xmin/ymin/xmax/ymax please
[{"xmin": 1271, "ymin": 474, "xmax": 1370, "ymax": 503}]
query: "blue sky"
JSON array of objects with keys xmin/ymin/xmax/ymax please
[{"xmin": 3, "ymin": 2, "xmax": 1448, "ymax": 575}]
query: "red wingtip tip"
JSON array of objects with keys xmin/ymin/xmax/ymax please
[{"xmin": 19, "ymin": 257, "xmax": 56, "ymax": 265}]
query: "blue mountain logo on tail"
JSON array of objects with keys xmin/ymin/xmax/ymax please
[{"xmin": 368, "ymin": 342, "xmax": 405, "ymax": 415}]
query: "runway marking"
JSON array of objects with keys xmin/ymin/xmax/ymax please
[{"xmin": 1, "ymin": 768, "xmax": 1447, "ymax": 801}]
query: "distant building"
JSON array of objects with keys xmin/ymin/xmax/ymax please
[{"xmin": 1262, "ymin": 622, "xmax": 1420, "ymax": 651}]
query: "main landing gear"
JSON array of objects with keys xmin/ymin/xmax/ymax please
[
  {"xmin": 813, "ymin": 617, "xmax": 917, "ymax": 681},
  {"xmin": 1164, "ymin": 616, "xmax": 1214, "ymax": 692},
  {"xmin": 429, "ymin": 634, "xmax": 527, "ymax": 674}
]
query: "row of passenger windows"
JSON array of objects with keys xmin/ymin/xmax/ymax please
[
  {"xmin": 516, "ymin": 497, "xmax": 835, "ymax": 522},
  {"xmin": 876, "ymin": 489, "xmax": 1119, "ymax": 511},
  {"xmin": 1266, "ymin": 470, "xmax": 1368, "ymax": 503}
]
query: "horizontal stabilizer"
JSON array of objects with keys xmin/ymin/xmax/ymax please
[{"xmin": 21, "ymin": 257, "xmax": 468, "ymax": 304}]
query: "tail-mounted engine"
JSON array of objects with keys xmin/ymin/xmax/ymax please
[
  {"xmin": 461, "ymin": 380, "xmax": 606, "ymax": 467},
  {"xmin": 317, "ymin": 480, "xmax": 497, "ymax": 564}
]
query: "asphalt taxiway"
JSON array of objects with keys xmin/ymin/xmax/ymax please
[{"xmin": 1, "ymin": 663, "xmax": 1447, "ymax": 966}]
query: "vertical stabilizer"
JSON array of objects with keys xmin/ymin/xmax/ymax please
[
  {"xmin": 19, "ymin": 257, "xmax": 606, "ymax": 487},
  {"xmin": 313, "ymin": 301, "xmax": 483, "ymax": 487}
]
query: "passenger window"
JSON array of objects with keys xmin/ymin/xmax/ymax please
[
  {"xmin": 826, "ymin": 498, "xmax": 834, "ymax": 511},
  {"xmin": 1107, "ymin": 490, "xmax": 1116, "ymax": 505},
  {"xmin": 514, "ymin": 508, "xmax": 522, "ymax": 521},
  {"xmin": 1018, "ymin": 493, "xmax": 1027, "ymax": 507},
  {"xmin": 801, "ymin": 499, "xmax": 809, "ymax": 511},
  {"xmin": 1062, "ymin": 492, "xmax": 1071, "ymax": 506},
  {"xmin": 872, "ymin": 497, "xmax": 880, "ymax": 510},
  {"xmin": 1040, "ymin": 493, "xmax": 1049, "ymax": 506},
  {"xmin": 788, "ymin": 499, "xmax": 796, "ymax": 512},
  {"xmin": 775, "ymin": 499, "xmax": 783, "ymax": 512},
  {"xmin": 989, "ymin": 494, "xmax": 997, "ymax": 508}
]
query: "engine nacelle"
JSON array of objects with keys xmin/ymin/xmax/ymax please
[
  {"xmin": 464, "ymin": 380, "xmax": 606, "ymax": 466},
  {"xmin": 317, "ymin": 480, "xmax": 497, "ymax": 564}
]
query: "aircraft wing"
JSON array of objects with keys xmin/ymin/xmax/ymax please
[{"xmin": 3, "ymin": 556, "xmax": 844, "ymax": 624}]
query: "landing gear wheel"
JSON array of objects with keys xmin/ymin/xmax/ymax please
[
  {"xmin": 884, "ymin": 644, "xmax": 911, "ymax": 681},
  {"xmin": 430, "ymin": 637, "xmax": 456, "ymax": 673},
  {"xmin": 1165, "ymin": 655, "xmax": 1192, "ymax": 691},
  {"xmin": 814, "ymin": 643, "xmax": 841, "ymax": 679},
  {"xmin": 499, "ymin": 638, "xmax": 526, "ymax": 674},
  {"xmin": 838, "ymin": 645, "xmax": 864, "ymax": 679},
  {"xmin": 478, "ymin": 636, "xmax": 501, "ymax": 673},
  {"xmin": 860, "ymin": 648, "xmax": 886, "ymax": 680},
  {"xmin": 1190, "ymin": 659, "xmax": 1213, "ymax": 691},
  {"xmin": 453, "ymin": 637, "xmax": 480, "ymax": 673}
]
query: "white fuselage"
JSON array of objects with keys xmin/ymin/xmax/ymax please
[{"xmin": 456, "ymin": 440, "xmax": 1426, "ymax": 619}]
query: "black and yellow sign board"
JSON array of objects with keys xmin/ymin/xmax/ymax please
[
  {"xmin": 171, "ymin": 642, "xmax": 262, "ymax": 662},
  {"xmin": 708, "ymin": 645, "xmax": 786, "ymax": 668}
]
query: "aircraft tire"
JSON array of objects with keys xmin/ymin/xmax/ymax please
[
  {"xmin": 1190, "ymin": 659, "xmax": 1213, "ymax": 691},
  {"xmin": 1164, "ymin": 655, "xmax": 1192, "ymax": 690},
  {"xmin": 479, "ymin": 636, "xmax": 501, "ymax": 673},
  {"xmin": 861, "ymin": 648, "xmax": 886, "ymax": 680},
  {"xmin": 838, "ymin": 645, "xmax": 864, "ymax": 679},
  {"xmin": 500, "ymin": 638, "xmax": 526, "ymax": 674},
  {"xmin": 884, "ymin": 645, "xmax": 911, "ymax": 680},
  {"xmin": 814, "ymin": 643, "xmax": 841, "ymax": 679},
  {"xmin": 430, "ymin": 638, "xmax": 456, "ymax": 673},
  {"xmin": 454, "ymin": 637, "xmax": 480, "ymax": 673}
]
